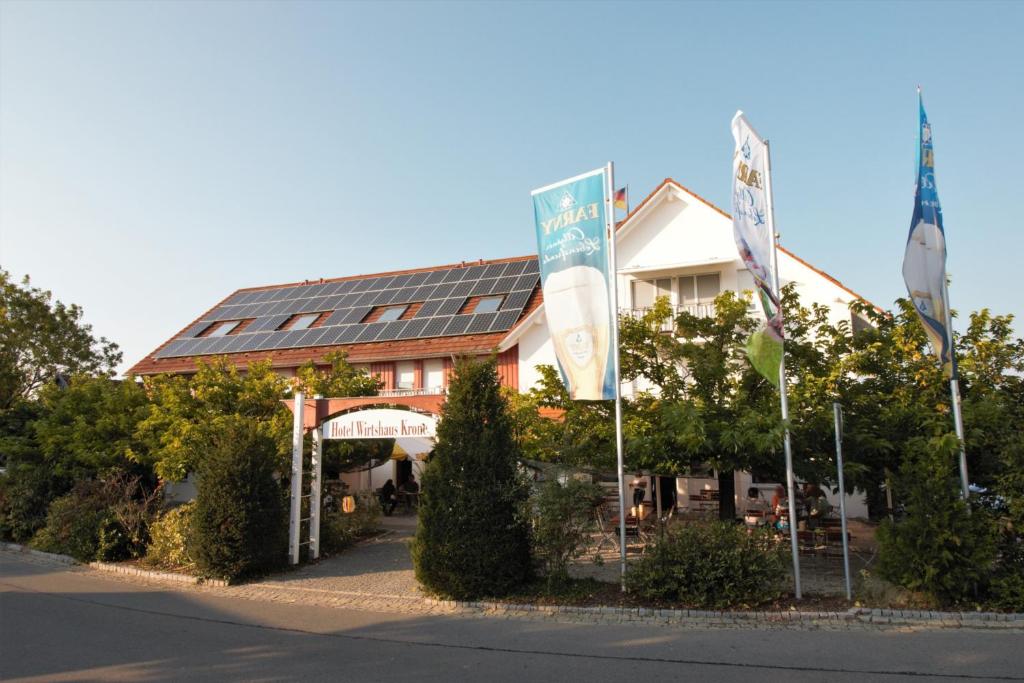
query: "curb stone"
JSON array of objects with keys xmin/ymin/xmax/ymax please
[{"xmin": 3, "ymin": 545, "xmax": 1021, "ymax": 630}]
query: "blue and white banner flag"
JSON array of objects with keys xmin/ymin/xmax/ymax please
[
  {"xmin": 902, "ymin": 94, "xmax": 956, "ymax": 378},
  {"xmin": 731, "ymin": 111, "xmax": 784, "ymax": 386},
  {"xmin": 532, "ymin": 167, "xmax": 615, "ymax": 400}
]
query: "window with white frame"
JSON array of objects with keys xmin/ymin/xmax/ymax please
[{"xmin": 207, "ymin": 320, "xmax": 241, "ymax": 337}]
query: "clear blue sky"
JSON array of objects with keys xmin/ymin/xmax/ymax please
[{"xmin": 2, "ymin": 1, "xmax": 1021, "ymax": 373}]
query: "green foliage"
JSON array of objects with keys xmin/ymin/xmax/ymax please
[
  {"xmin": 294, "ymin": 350, "xmax": 381, "ymax": 398},
  {"xmin": 0, "ymin": 462, "xmax": 67, "ymax": 542},
  {"xmin": 30, "ymin": 470, "xmax": 160, "ymax": 562},
  {"xmin": 146, "ymin": 502, "xmax": 196, "ymax": 570},
  {"xmin": 413, "ymin": 357, "xmax": 532, "ymax": 599},
  {"xmin": 190, "ymin": 418, "xmax": 288, "ymax": 581},
  {"xmin": 531, "ymin": 475, "xmax": 602, "ymax": 586},
  {"xmin": 877, "ymin": 435, "xmax": 997, "ymax": 605},
  {"xmin": 319, "ymin": 490, "xmax": 381, "ymax": 556},
  {"xmin": 33, "ymin": 375, "xmax": 152, "ymax": 477},
  {"xmin": 625, "ymin": 522, "xmax": 785, "ymax": 608},
  {"xmin": 0, "ymin": 270, "xmax": 120, "ymax": 409}
]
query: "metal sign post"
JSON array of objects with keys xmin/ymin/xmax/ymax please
[{"xmin": 833, "ymin": 402, "xmax": 852, "ymax": 601}]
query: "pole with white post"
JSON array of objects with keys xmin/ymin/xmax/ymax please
[
  {"xmin": 942, "ymin": 283, "xmax": 970, "ymax": 503},
  {"xmin": 605, "ymin": 161, "xmax": 628, "ymax": 590},
  {"xmin": 764, "ymin": 140, "xmax": 802, "ymax": 600},
  {"xmin": 309, "ymin": 396, "xmax": 323, "ymax": 561},
  {"xmin": 289, "ymin": 391, "xmax": 305, "ymax": 565},
  {"xmin": 833, "ymin": 402, "xmax": 852, "ymax": 601}
]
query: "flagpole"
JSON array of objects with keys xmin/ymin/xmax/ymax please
[
  {"xmin": 943, "ymin": 281, "xmax": 970, "ymax": 502},
  {"xmin": 764, "ymin": 139, "xmax": 802, "ymax": 600},
  {"xmin": 605, "ymin": 161, "xmax": 628, "ymax": 590}
]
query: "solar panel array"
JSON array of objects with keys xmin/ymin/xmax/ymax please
[{"xmin": 154, "ymin": 260, "xmax": 540, "ymax": 359}]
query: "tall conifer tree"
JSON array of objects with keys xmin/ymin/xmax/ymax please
[{"xmin": 412, "ymin": 357, "xmax": 531, "ymax": 599}]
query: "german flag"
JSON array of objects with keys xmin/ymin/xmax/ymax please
[{"xmin": 614, "ymin": 186, "xmax": 628, "ymax": 211}]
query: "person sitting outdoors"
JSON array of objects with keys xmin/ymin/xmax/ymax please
[
  {"xmin": 399, "ymin": 474, "xmax": 420, "ymax": 511},
  {"xmin": 379, "ymin": 479, "xmax": 397, "ymax": 516}
]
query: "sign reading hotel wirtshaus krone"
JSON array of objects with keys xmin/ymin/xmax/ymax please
[
  {"xmin": 321, "ymin": 408, "xmax": 436, "ymax": 440},
  {"xmin": 532, "ymin": 168, "xmax": 615, "ymax": 400},
  {"xmin": 731, "ymin": 111, "xmax": 784, "ymax": 386}
]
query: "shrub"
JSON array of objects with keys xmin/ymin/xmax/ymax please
[
  {"xmin": 626, "ymin": 522, "xmax": 785, "ymax": 608},
  {"xmin": 0, "ymin": 462, "xmax": 67, "ymax": 543},
  {"xmin": 29, "ymin": 470, "xmax": 159, "ymax": 562},
  {"xmin": 146, "ymin": 502, "xmax": 196, "ymax": 570},
  {"xmin": 531, "ymin": 476, "xmax": 602, "ymax": 586},
  {"xmin": 412, "ymin": 357, "xmax": 531, "ymax": 599},
  {"xmin": 877, "ymin": 435, "xmax": 997, "ymax": 605},
  {"xmin": 191, "ymin": 419, "xmax": 288, "ymax": 581},
  {"xmin": 319, "ymin": 490, "xmax": 380, "ymax": 556}
]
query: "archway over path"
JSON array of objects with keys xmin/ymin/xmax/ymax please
[{"xmin": 282, "ymin": 393, "xmax": 444, "ymax": 565}]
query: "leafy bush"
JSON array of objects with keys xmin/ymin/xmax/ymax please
[
  {"xmin": 146, "ymin": 502, "xmax": 196, "ymax": 570},
  {"xmin": 29, "ymin": 470, "xmax": 159, "ymax": 562},
  {"xmin": 531, "ymin": 476, "xmax": 602, "ymax": 586},
  {"xmin": 877, "ymin": 435, "xmax": 997, "ymax": 605},
  {"xmin": 191, "ymin": 419, "xmax": 288, "ymax": 581},
  {"xmin": 319, "ymin": 490, "xmax": 380, "ymax": 556},
  {"xmin": 413, "ymin": 357, "xmax": 531, "ymax": 599},
  {"xmin": 0, "ymin": 462, "xmax": 67, "ymax": 543},
  {"xmin": 626, "ymin": 522, "xmax": 785, "ymax": 608}
]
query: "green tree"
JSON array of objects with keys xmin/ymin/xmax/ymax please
[
  {"xmin": 136, "ymin": 358, "xmax": 293, "ymax": 481},
  {"xmin": 412, "ymin": 357, "xmax": 531, "ymax": 599},
  {"xmin": 190, "ymin": 417, "xmax": 288, "ymax": 581},
  {"xmin": 0, "ymin": 270, "xmax": 120, "ymax": 411}
]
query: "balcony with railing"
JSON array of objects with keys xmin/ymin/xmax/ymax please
[{"xmin": 620, "ymin": 302, "xmax": 717, "ymax": 331}]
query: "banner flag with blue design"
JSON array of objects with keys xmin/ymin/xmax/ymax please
[
  {"xmin": 902, "ymin": 93, "xmax": 956, "ymax": 378},
  {"xmin": 532, "ymin": 167, "xmax": 616, "ymax": 400},
  {"xmin": 731, "ymin": 111, "xmax": 784, "ymax": 387}
]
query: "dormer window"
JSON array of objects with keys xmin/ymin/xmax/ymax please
[
  {"xmin": 473, "ymin": 296, "xmax": 503, "ymax": 314},
  {"xmin": 284, "ymin": 313, "xmax": 320, "ymax": 331},
  {"xmin": 377, "ymin": 305, "xmax": 408, "ymax": 323},
  {"xmin": 207, "ymin": 320, "xmax": 241, "ymax": 337}
]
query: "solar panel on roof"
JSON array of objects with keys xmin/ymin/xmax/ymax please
[
  {"xmin": 234, "ymin": 333, "xmax": 265, "ymax": 352},
  {"xmin": 180, "ymin": 322, "xmax": 211, "ymax": 339},
  {"xmin": 503, "ymin": 260, "xmax": 528, "ymax": 276},
  {"xmin": 174, "ymin": 338, "xmax": 204, "ymax": 356},
  {"xmin": 441, "ymin": 268, "xmax": 467, "ymax": 283},
  {"xmin": 428, "ymin": 282, "xmax": 456, "ymax": 299},
  {"xmin": 466, "ymin": 312, "xmax": 497, "ymax": 334},
  {"xmin": 354, "ymin": 291, "xmax": 378, "ymax": 307},
  {"xmin": 155, "ymin": 340, "xmax": 184, "ymax": 358},
  {"xmin": 482, "ymin": 263, "xmax": 507, "ymax": 279},
  {"xmin": 377, "ymin": 320, "xmax": 408, "ymax": 342},
  {"xmin": 271, "ymin": 330, "xmax": 302, "ymax": 349},
  {"xmin": 334, "ymin": 325, "xmax": 362, "ymax": 344},
  {"xmin": 404, "ymin": 272, "xmax": 429, "ymax": 287},
  {"xmin": 449, "ymin": 281, "xmax": 474, "ymax": 298},
  {"xmin": 401, "ymin": 318, "xmax": 429, "ymax": 337},
  {"xmin": 388, "ymin": 274, "xmax": 412, "ymax": 288},
  {"xmin": 411, "ymin": 285, "xmax": 436, "ymax": 301},
  {"xmin": 414, "ymin": 300, "xmax": 444, "ymax": 318},
  {"xmin": 513, "ymin": 273, "xmax": 540, "ymax": 291},
  {"xmin": 469, "ymin": 279, "xmax": 496, "ymax": 297},
  {"xmin": 423, "ymin": 270, "xmax": 447, "ymax": 285},
  {"xmin": 421, "ymin": 316, "xmax": 451, "ymax": 337},
  {"xmin": 500, "ymin": 290, "xmax": 531, "ymax": 311},
  {"xmin": 492, "ymin": 309, "xmax": 521, "ymax": 331},
  {"xmin": 523, "ymin": 259, "xmax": 540, "ymax": 273},
  {"xmin": 443, "ymin": 315, "xmax": 472, "ymax": 336},
  {"xmin": 372, "ymin": 289, "xmax": 398, "ymax": 306},
  {"xmin": 355, "ymin": 322, "xmax": 387, "ymax": 343},
  {"xmin": 464, "ymin": 265, "xmax": 488, "ymax": 279},
  {"xmin": 334, "ymin": 280, "xmax": 357, "ymax": 294},
  {"xmin": 438, "ymin": 298, "xmax": 467, "ymax": 316},
  {"xmin": 396, "ymin": 289, "xmax": 417, "ymax": 304},
  {"xmin": 220, "ymin": 336, "xmax": 248, "ymax": 354},
  {"xmin": 491, "ymin": 276, "xmax": 518, "ymax": 294}
]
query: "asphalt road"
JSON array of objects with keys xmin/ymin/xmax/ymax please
[{"xmin": 1, "ymin": 552, "xmax": 1020, "ymax": 682}]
